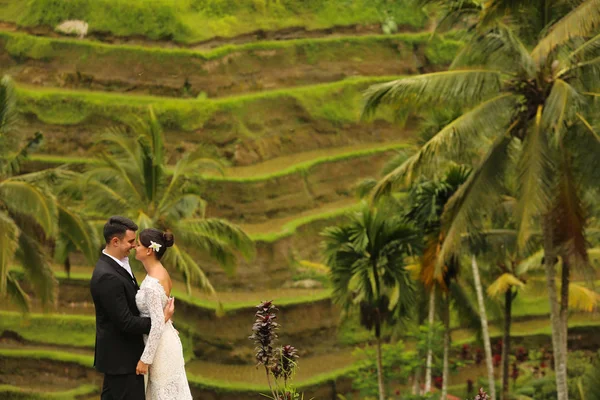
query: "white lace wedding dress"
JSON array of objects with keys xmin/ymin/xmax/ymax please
[{"xmin": 136, "ymin": 276, "xmax": 192, "ymax": 400}]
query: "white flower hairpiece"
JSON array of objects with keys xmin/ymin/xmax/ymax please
[{"xmin": 149, "ymin": 241, "xmax": 162, "ymax": 252}]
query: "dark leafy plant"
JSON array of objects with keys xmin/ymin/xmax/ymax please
[{"xmin": 250, "ymin": 301, "xmax": 304, "ymax": 400}]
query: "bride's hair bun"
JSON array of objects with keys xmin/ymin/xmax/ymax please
[
  {"xmin": 163, "ymin": 232, "xmax": 175, "ymax": 248},
  {"xmin": 139, "ymin": 228, "xmax": 174, "ymax": 260}
]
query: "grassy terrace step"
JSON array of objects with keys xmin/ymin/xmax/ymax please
[
  {"xmin": 0, "ymin": 347, "xmax": 355, "ymax": 400},
  {"xmin": 2, "ymin": 319, "xmax": 600, "ymax": 398},
  {"xmin": 0, "ymin": 384, "xmax": 98, "ymax": 400},
  {"xmin": 0, "ymin": 30, "xmax": 461, "ymax": 98},
  {"xmin": 0, "ymin": 0, "xmax": 427, "ymax": 45},
  {"xmin": 198, "ymin": 143, "xmax": 409, "ymax": 222},
  {"xmin": 26, "ymin": 141, "xmax": 410, "ymax": 223},
  {"xmin": 15, "ymin": 76, "xmax": 415, "ymax": 164}
]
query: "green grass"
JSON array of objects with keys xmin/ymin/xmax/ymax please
[
  {"xmin": 0, "ymin": 0, "xmax": 428, "ymax": 44},
  {"xmin": 0, "ymin": 348, "xmax": 93, "ymax": 366},
  {"xmin": 0, "ymin": 384, "xmax": 98, "ymax": 400},
  {"xmin": 47, "ymin": 270, "xmax": 333, "ymax": 312},
  {"xmin": 0, "ymin": 311, "xmax": 95, "ymax": 348},
  {"xmin": 251, "ymin": 203, "xmax": 358, "ymax": 243},
  {"xmin": 204, "ymin": 143, "xmax": 410, "ymax": 183},
  {"xmin": 0, "ymin": 30, "xmax": 461, "ymax": 66},
  {"xmin": 16, "ymin": 76, "xmax": 403, "ymax": 131}
]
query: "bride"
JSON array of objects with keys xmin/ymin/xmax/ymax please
[{"xmin": 134, "ymin": 228, "xmax": 192, "ymax": 399}]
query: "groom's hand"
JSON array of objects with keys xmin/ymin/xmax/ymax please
[
  {"xmin": 136, "ymin": 360, "xmax": 148, "ymax": 375},
  {"xmin": 163, "ymin": 297, "xmax": 175, "ymax": 323}
]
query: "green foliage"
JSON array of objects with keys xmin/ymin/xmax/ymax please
[
  {"xmin": 66, "ymin": 109, "xmax": 255, "ymax": 294},
  {"xmin": 349, "ymin": 340, "xmax": 415, "ymax": 398},
  {"xmin": 0, "ymin": 384, "xmax": 98, "ymax": 400},
  {"xmin": 4, "ymin": 33, "xmax": 52, "ymax": 60},
  {"xmin": 424, "ymin": 37, "xmax": 464, "ymax": 66},
  {"xmin": 0, "ymin": 311, "xmax": 95, "ymax": 347},
  {"xmin": 18, "ymin": 0, "xmax": 189, "ymax": 41},
  {"xmin": 16, "ymin": 77, "xmax": 400, "ymax": 131},
  {"xmin": 5, "ymin": 0, "xmax": 428, "ymax": 43}
]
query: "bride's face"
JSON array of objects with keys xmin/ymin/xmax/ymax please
[{"xmin": 134, "ymin": 240, "xmax": 151, "ymax": 262}]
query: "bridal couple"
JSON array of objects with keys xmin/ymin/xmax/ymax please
[{"xmin": 90, "ymin": 216, "xmax": 193, "ymax": 400}]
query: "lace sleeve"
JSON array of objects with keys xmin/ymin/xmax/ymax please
[{"xmin": 140, "ymin": 283, "xmax": 165, "ymax": 365}]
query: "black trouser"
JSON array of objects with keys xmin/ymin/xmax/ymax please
[{"xmin": 101, "ymin": 373, "xmax": 145, "ymax": 400}]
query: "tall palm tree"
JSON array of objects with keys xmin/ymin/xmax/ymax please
[
  {"xmin": 68, "ymin": 108, "xmax": 254, "ymax": 294},
  {"xmin": 363, "ymin": 2, "xmax": 600, "ymax": 398},
  {"xmin": 406, "ymin": 165, "xmax": 483, "ymax": 400},
  {"xmin": 0, "ymin": 76, "xmax": 59, "ymax": 310},
  {"xmin": 322, "ymin": 202, "xmax": 421, "ymax": 400}
]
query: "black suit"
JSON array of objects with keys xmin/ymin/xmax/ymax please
[{"xmin": 90, "ymin": 253, "xmax": 151, "ymax": 400}]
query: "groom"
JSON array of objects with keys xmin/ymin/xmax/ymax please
[{"xmin": 90, "ymin": 216, "xmax": 174, "ymax": 400}]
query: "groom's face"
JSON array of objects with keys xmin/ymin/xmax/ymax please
[{"xmin": 113, "ymin": 229, "xmax": 137, "ymax": 259}]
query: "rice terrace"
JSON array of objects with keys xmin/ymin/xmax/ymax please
[{"xmin": 1, "ymin": 1, "xmax": 600, "ymax": 399}]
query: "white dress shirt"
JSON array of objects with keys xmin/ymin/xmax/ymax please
[{"xmin": 102, "ymin": 249, "xmax": 134, "ymax": 278}]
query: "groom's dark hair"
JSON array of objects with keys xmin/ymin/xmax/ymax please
[{"xmin": 103, "ymin": 216, "xmax": 138, "ymax": 244}]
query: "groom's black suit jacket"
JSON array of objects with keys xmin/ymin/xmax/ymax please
[{"xmin": 90, "ymin": 253, "xmax": 151, "ymax": 375}]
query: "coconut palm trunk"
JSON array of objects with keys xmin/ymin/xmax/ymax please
[
  {"xmin": 560, "ymin": 258, "xmax": 569, "ymax": 364},
  {"xmin": 471, "ymin": 256, "xmax": 496, "ymax": 400},
  {"xmin": 412, "ymin": 364, "xmax": 422, "ymax": 395},
  {"xmin": 441, "ymin": 294, "xmax": 450, "ymax": 400},
  {"xmin": 501, "ymin": 288, "xmax": 513, "ymax": 400},
  {"xmin": 543, "ymin": 220, "xmax": 568, "ymax": 400},
  {"xmin": 375, "ymin": 312, "xmax": 385, "ymax": 400},
  {"xmin": 424, "ymin": 288, "xmax": 436, "ymax": 393}
]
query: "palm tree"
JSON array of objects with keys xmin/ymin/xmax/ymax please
[
  {"xmin": 0, "ymin": 76, "xmax": 57, "ymax": 310},
  {"xmin": 68, "ymin": 108, "xmax": 254, "ymax": 294},
  {"xmin": 363, "ymin": 2, "xmax": 600, "ymax": 398},
  {"xmin": 473, "ymin": 229, "xmax": 600, "ymax": 399},
  {"xmin": 322, "ymin": 202, "xmax": 421, "ymax": 400},
  {"xmin": 405, "ymin": 165, "xmax": 483, "ymax": 400}
]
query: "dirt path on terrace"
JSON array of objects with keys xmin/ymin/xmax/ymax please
[{"xmin": 0, "ymin": 20, "xmax": 430, "ymax": 50}]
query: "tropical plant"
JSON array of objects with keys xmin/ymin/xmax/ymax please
[
  {"xmin": 471, "ymin": 227, "xmax": 600, "ymax": 398},
  {"xmin": 364, "ymin": 2, "xmax": 600, "ymax": 398},
  {"xmin": 67, "ymin": 108, "xmax": 254, "ymax": 294},
  {"xmin": 405, "ymin": 165, "xmax": 483, "ymax": 400},
  {"xmin": 322, "ymin": 202, "xmax": 421, "ymax": 400},
  {"xmin": 0, "ymin": 75, "xmax": 101, "ymax": 311}
]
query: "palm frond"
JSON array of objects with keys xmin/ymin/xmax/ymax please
[
  {"xmin": 551, "ymin": 155, "xmax": 589, "ymax": 271},
  {"xmin": 6, "ymin": 272, "xmax": 30, "ymax": 312},
  {"xmin": 161, "ymin": 193, "xmax": 206, "ymax": 221},
  {"xmin": 163, "ymin": 244, "xmax": 215, "ymax": 295},
  {"xmin": 568, "ymin": 283, "xmax": 600, "ymax": 312},
  {"xmin": 371, "ymin": 94, "xmax": 517, "ymax": 199},
  {"xmin": 1, "ymin": 132, "xmax": 43, "ymax": 177},
  {"xmin": 576, "ymin": 112, "xmax": 600, "ymax": 142},
  {"xmin": 532, "ymin": 0, "xmax": 600, "ymax": 63},
  {"xmin": 15, "ymin": 231, "xmax": 57, "ymax": 309},
  {"xmin": 77, "ymin": 177, "xmax": 130, "ymax": 215},
  {"xmin": 97, "ymin": 152, "xmax": 144, "ymax": 204},
  {"xmin": 158, "ymin": 151, "xmax": 223, "ymax": 212},
  {"xmin": 355, "ymin": 178, "xmax": 378, "ymax": 200},
  {"xmin": 515, "ymin": 106, "xmax": 555, "ymax": 250},
  {"xmin": 174, "ymin": 219, "xmax": 254, "ymax": 277},
  {"xmin": 515, "ymin": 250, "xmax": 544, "ymax": 276},
  {"xmin": 437, "ymin": 133, "xmax": 513, "ymax": 274},
  {"xmin": 451, "ymin": 24, "xmax": 536, "ymax": 77},
  {"xmin": 95, "ymin": 128, "xmax": 140, "ymax": 167},
  {"xmin": 362, "ymin": 70, "xmax": 503, "ymax": 118},
  {"xmin": 0, "ymin": 211, "xmax": 19, "ymax": 294},
  {"xmin": 180, "ymin": 218, "xmax": 255, "ymax": 260},
  {"xmin": 542, "ymin": 79, "xmax": 584, "ymax": 143},
  {"xmin": 0, "ymin": 75, "xmax": 19, "ymax": 153},
  {"xmin": 568, "ymin": 32, "xmax": 600, "ymax": 60},
  {"xmin": 56, "ymin": 205, "xmax": 100, "ymax": 265},
  {"xmin": 487, "ymin": 272, "xmax": 525, "ymax": 297},
  {"xmin": 0, "ymin": 179, "xmax": 57, "ymax": 237}
]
